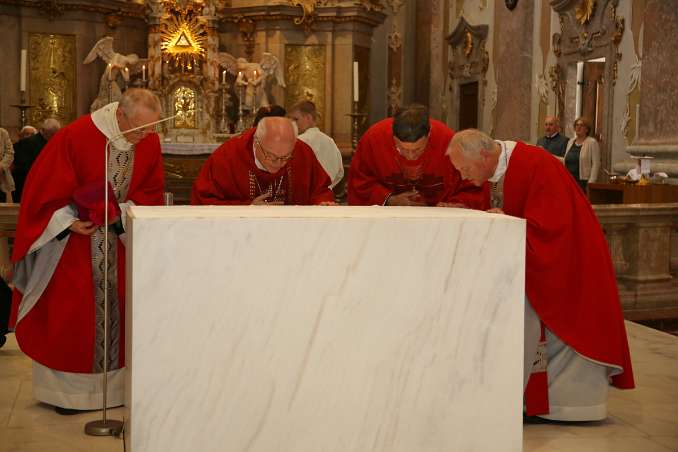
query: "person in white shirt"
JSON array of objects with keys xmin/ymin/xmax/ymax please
[{"xmin": 288, "ymin": 100, "xmax": 344, "ymax": 188}]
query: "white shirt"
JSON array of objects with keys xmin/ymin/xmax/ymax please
[
  {"xmin": 489, "ymin": 140, "xmax": 517, "ymax": 183},
  {"xmin": 298, "ymin": 127, "xmax": 344, "ymax": 188}
]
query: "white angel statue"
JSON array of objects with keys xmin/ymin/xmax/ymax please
[
  {"xmin": 217, "ymin": 52, "xmax": 285, "ymax": 112},
  {"xmin": 84, "ymin": 36, "xmax": 147, "ymax": 111}
]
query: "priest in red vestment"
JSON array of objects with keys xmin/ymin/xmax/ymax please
[
  {"xmin": 348, "ymin": 104, "xmax": 489, "ymax": 208},
  {"xmin": 446, "ymin": 129, "xmax": 634, "ymax": 422},
  {"xmin": 10, "ymin": 89, "xmax": 165, "ymax": 414},
  {"xmin": 191, "ymin": 116, "xmax": 334, "ymax": 205}
]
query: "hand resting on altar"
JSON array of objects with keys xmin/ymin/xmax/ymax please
[
  {"xmin": 251, "ymin": 193, "xmax": 283, "ymax": 206},
  {"xmin": 386, "ymin": 190, "xmax": 426, "ymax": 206}
]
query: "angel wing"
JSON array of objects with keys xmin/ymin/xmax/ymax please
[
  {"xmin": 216, "ymin": 52, "xmax": 239, "ymax": 75},
  {"xmin": 83, "ymin": 36, "xmax": 116, "ymax": 64},
  {"xmin": 259, "ymin": 52, "xmax": 285, "ymax": 88}
]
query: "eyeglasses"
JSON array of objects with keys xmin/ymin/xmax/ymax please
[
  {"xmin": 574, "ymin": 122, "xmax": 586, "ymax": 127},
  {"xmin": 255, "ymin": 137, "xmax": 294, "ymax": 164}
]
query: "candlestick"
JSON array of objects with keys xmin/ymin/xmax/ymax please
[
  {"xmin": 20, "ymin": 49, "xmax": 27, "ymax": 92},
  {"xmin": 142, "ymin": 64, "xmax": 146, "ymax": 81},
  {"xmin": 346, "ymin": 100, "xmax": 367, "ymax": 152},
  {"xmin": 353, "ymin": 61, "xmax": 359, "ymax": 102},
  {"xmin": 11, "ymin": 103, "xmax": 34, "ymax": 128}
]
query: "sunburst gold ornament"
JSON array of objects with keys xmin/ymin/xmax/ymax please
[{"xmin": 161, "ymin": 14, "xmax": 206, "ymax": 70}]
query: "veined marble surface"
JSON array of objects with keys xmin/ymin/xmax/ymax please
[
  {"xmin": 125, "ymin": 206, "xmax": 526, "ymax": 452},
  {"xmin": 160, "ymin": 142, "xmax": 220, "ymax": 155}
]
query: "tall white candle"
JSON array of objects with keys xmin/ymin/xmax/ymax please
[
  {"xmin": 353, "ymin": 61, "xmax": 359, "ymax": 102},
  {"xmin": 142, "ymin": 64, "xmax": 146, "ymax": 81},
  {"xmin": 222, "ymin": 70, "xmax": 226, "ymax": 84},
  {"xmin": 20, "ymin": 49, "xmax": 27, "ymax": 92},
  {"xmin": 107, "ymin": 63, "xmax": 113, "ymax": 81}
]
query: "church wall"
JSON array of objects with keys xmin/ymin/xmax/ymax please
[{"xmin": 0, "ymin": 5, "xmax": 147, "ymax": 137}]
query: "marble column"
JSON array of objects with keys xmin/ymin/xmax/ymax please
[
  {"xmin": 616, "ymin": 1, "xmax": 678, "ymax": 179},
  {"xmin": 492, "ymin": 0, "xmax": 534, "ymax": 141}
]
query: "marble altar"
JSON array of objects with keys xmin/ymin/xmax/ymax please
[{"xmin": 124, "ymin": 206, "xmax": 526, "ymax": 452}]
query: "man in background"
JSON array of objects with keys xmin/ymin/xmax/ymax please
[
  {"xmin": 12, "ymin": 118, "xmax": 62, "ymax": 202},
  {"xmin": 288, "ymin": 100, "xmax": 344, "ymax": 189},
  {"xmin": 18, "ymin": 125, "xmax": 37, "ymax": 140},
  {"xmin": 536, "ymin": 115, "xmax": 568, "ymax": 157}
]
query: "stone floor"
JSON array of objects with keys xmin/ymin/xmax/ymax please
[{"xmin": 1, "ymin": 321, "xmax": 677, "ymax": 452}]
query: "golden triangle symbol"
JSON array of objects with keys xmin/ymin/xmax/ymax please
[{"xmin": 175, "ymin": 32, "xmax": 192, "ymax": 47}]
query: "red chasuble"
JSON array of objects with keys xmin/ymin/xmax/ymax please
[
  {"xmin": 503, "ymin": 142, "xmax": 635, "ymax": 411},
  {"xmin": 191, "ymin": 128, "xmax": 333, "ymax": 205},
  {"xmin": 10, "ymin": 115, "xmax": 165, "ymax": 373},
  {"xmin": 347, "ymin": 118, "xmax": 489, "ymax": 208}
]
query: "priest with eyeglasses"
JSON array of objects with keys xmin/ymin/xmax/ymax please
[{"xmin": 191, "ymin": 117, "xmax": 335, "ymax": 206}]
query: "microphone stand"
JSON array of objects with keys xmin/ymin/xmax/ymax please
[{"xmin": 85, "ymin": 112, "xmax": 177, "ymax": 437}]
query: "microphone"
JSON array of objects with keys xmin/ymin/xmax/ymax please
[{"xmin": 87, "ymin": 110, "xmax": 177, "ymax": 436}]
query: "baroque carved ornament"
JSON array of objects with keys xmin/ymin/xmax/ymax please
[
  {"xmin": 550, "ymin": 0, "xmax": 623, "ymax": 58},
  {"xmin": 388, "ymin": 22, "xmax": 402, "ymax": 51},
  {"xmin": 446, "ymin": 16, "xmax": 489, "ymax": 81}
]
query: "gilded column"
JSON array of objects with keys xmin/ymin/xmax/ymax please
[
  {"xmin": 146, "ymin": 0, "xmax": 165, "ymax": 92},
  {"xmin": 386, "ymin": 0, "xmax": 404, "ymax": 115}
]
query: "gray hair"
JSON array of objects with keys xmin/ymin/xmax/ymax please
[
  {"xmin": 41, "ymin": 118, "xmax": 61, "ymax": 140},
  {"xmin": 119, "ymin": 88, "xmax": 161, "ymax": 117},
  {"xmin": 254, "ymin": 116, "xmax": 298, "ymax": 142},
  {"xmin": 42, "ymin": 118, "xmax": 61, "ymax": 133},
  {"xmin": 19, "ymin": 125, "xmax": 37, "ymax": 136},
  {"xmin": 448, "ymin": 129, "xmax": 496, "ymax": 160}
]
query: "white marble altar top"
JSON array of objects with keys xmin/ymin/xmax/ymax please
[
  {"xmin": 128, "ymin": 205, "xmax": 521, "ymax": 220},
  {"xmin": 160, "ymin": 142, "xmax": 221, "ymax": 155},
  {"xmin": 126, "ymin": 204, "xmax": 526, "ymax": 452}
]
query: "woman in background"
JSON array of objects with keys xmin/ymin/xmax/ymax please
[{"xmin": 563, "ymin": 116, "xmax": 600, "ymax": 193}]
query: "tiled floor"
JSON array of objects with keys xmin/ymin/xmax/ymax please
[{"xmin": 1, "ymin": 322, "xmax": 677, "ymax": 452}]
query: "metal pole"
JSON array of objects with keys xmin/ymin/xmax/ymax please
[{"xmin": 85, "ymin": 139, "xmax": 123, "ymax": 436}]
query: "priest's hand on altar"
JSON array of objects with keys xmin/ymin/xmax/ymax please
[
  {"xmin": 487, "ymin": 208, "xmax": 505, "ymax": 214},
  {"xmin": 317, "ymin": 201, "xmax": 337, "ymax": 206},
  {"xmin": 386, "ymin": 190, "xmax": 426, "ymax": 207},
  {"xmin": 69, "ymin": 220, "xmax": 98, "ymax": 236},
  {"xmin": 252, "ymin": 193, "xmax": 284, "ymax": 206}
]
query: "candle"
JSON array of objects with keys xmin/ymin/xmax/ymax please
[
  {"xmin": 353, "ymin": 61, "xmax": 359, "ymax": 102},
  {"xmin": 107, "ymin": 63, "xmax": 113, "ymax": 81},
  {"xmin": 142, "ymin": 64, "xmax": 146, "ymax": 81},
  {"xmin": 222, "ymin": 70, "xmax": 226, "ymax": 84},
  {"xmin": 20, "ymin": 49, "xmax": 27, "ymax": 92}
]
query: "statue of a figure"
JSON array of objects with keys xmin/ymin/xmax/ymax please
[
  {"xmin": 217, "ymin": 52, "xmax": 285, "ymax": 113},
  {"xmin": 84, "ymin": 36, "xmax": 147, "ymax": 111}
]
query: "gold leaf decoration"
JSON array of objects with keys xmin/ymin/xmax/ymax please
[
  {"xmin": 161, "ymin": 12, "xmax": 207, "ymax": 70},
  {"xmin": 575, "ymin": 0, "xmax": 596, "ymax": 25}
]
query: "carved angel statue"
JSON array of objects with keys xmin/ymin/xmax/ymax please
[
  {"xmin": 217, "ymin": 52, "xmax": 285, "ymax": 112},
  {"xmin": 84, "ymin": 36, "xmax": 147, "ymax": 111}
]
